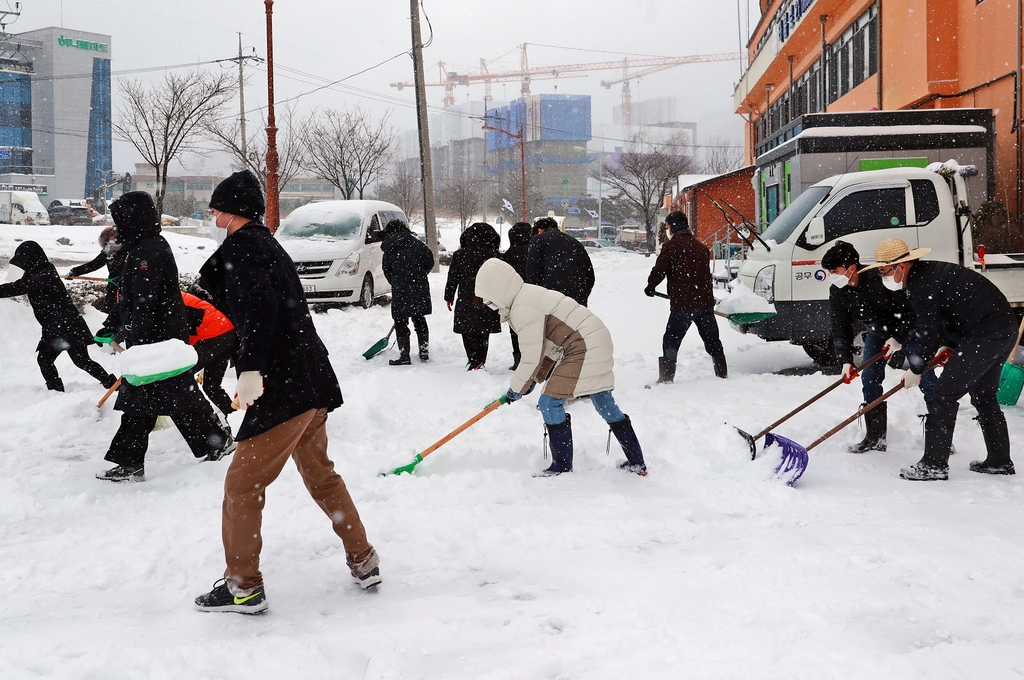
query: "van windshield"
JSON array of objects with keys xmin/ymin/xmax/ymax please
[
  {"xmin": 277, "ymin": 210, "xmax": 362, "ymax": 241},
  {"xmin": 759, "ymin": 185, "xmax": 831, "ymax": 246}
]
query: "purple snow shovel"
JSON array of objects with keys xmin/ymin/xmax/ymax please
[{"xmin": 765, "ymin": 350, "xmax": 953, "ymax": 486}]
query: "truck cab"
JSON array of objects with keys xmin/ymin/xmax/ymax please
[{"xmin": 735, "ymin": 163, "xmax": 1024, "ymax": 363}]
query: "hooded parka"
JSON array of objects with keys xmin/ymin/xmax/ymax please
[
  {"xmin": 475, "ymin": 258, "xmax": 614, "ymax": 399},
  {"xmin": 1, "ymin": 240, "xmax": 96, "ymax": 352},
  {"xmin": 523, "ymin": 227, "xmax": 595, "ymax": 306},
  {"xmin": 444, "ymin": 222, "xmax": 501, "ymax": 335},
  {"xmin": 500, "ymin": 222, "xmax": 532, "ymax": 277},
  {"xmin": 382, "ymin": 223, "xmax": 434, "ymax": 319}
]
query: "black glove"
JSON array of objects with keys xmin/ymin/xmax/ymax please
[
  {"xmin": 65, "ymin": 272, "xmax": 75, "ymax": 280},
  {"xmin": 644, "ymin": 287, "xmax": 655, "ymax": 297}
]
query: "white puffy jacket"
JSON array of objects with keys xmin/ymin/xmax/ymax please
[{"xmin": 475, "ymin": 258, "xmax": 614, "ymax": 398}]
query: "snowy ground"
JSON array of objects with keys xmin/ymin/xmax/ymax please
[{"xmin": 2, "ymin": 224, "xmax": 1024, "ymax": 679}]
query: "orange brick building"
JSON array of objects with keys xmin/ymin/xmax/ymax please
[
  {"xmin": 734, "ymin": 0, "xmax": 1023, "ymax": 222},
  {"xmin": 670, "ymin": 167, "xmax": 758, "ymax": 248}
]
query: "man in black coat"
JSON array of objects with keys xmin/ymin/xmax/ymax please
[
  {"xmin": 195, "ymin": 170, "xmax": 379, "ymax": 615},
  {"xmin": 0, "ymin": 240, "xmax": 116, "ymax": 391},
  {"xmin": 96, "ymin": 192, "xmax": 232, "ymax": 482},
  {"xmin": 500, "ymin": 221, "xmax": 531, "ymax": 369},
  {"xmin": 644, "ymin": 211, "xmax": 725, "ymax": 383},
  {"xmin": 444, "ymin": 221, "xmax": 501, "ymax": 369},
  {"xmin": 381, "ymin": 218, "xmax": 434, "ymax": 365},
  {"xmin": 524, "ymin": 216, "xmax": 595, "ymax": 306},
  {"xmin": 863, "ymin": 238, "xmax": 1018, "ymax": 480},
  {"xmin": 822, "ymin": 240, "xmax": 937, "ymax": 453},
  {"xmin": 65, "ymin": 226, "xmax": 125, "ymax": 313}
]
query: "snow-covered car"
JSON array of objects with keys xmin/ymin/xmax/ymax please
[
  {"xmin": 276, "ymin": 200, "xmax": 403, "ymax": 307},
  {"xmin": 46, "ymin": 204, "xmax": 93, "ymax": 226},
  {"xmin": 415, "ymin": 232, "xmax": 446, "ymax": 251},
  {"xmin": 582, "ymin": 238, "xmax": 628, "ymax": 253}
]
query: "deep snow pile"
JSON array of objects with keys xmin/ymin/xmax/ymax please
[{"xmin": 1, "ymin": 225, "xmax": 1024, "ymax": 679}]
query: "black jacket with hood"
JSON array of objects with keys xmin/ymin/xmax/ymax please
[
  {"xmin": 0, "ymin": 240, "xmax": 95, "ymax": 352},
  {"xmin": 500, "ymin": 222, "xmax": 532, "ymax": 278},
  {"xmin": 524, "ymin": 227, "xmax": 595, "ymax": 306},
  {"xmin": 199, "ymin": 170, "xmax": 343, "ymax": 441},
  {"xmin": 382, "ymin": 223, "xmax": 434, "ymax": 319},
  {"xmin": 107, "ymin": 191, "xmax": 206, "ymax": 416},
  {"xmin": 444, "ymin": 222, "xmax": 501, "ymax": 335}
]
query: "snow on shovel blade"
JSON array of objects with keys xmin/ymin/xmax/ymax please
[
  {"xmin": 362, "ymin": 336, "xmax": 390, "ymax": 360},
  {"xmin": 763, "ymin": 432, "xmax": 808, "ymax": 487}
]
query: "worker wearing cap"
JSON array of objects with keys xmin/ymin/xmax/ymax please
[{"xmin": 862, "ymin": 238, "xmax": 1018, "ymax": 480}]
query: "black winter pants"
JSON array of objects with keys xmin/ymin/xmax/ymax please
[
  {"xmin": 921, "ymin": 333, "xmax": 1017, "ymax": 468},
  {"xmin": 461, "ymin": 332, "xmax": 490, "ymax": 368},
  {"xmin": 105, "ymin": 410, "xmax": 228, "ymax": 470},
  {"xmin": 193, "ymin": 332, "xmax": 237, "ymax": 416},
  {"xmin": 37, "ymin": 344, "xmax": 115, "ymax": 391},
  {"xmin": 395, "ymin": 316, "xmax": 429, "ymax": 356}
]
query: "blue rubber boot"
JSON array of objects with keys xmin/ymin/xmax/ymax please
[
  {"xmin": 537, "ymin": 414, "xmax": 573, "ymax": 476},
  {"xmin": 609, "ymin": 415, "xmax": 647, "ymax": 476}
]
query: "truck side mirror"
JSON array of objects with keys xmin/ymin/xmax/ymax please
[{"xmin": 805, "ymin": 216, "xmax": 826, "ymax": 246}]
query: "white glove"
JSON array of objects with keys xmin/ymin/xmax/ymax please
[
  {"xmin": 234, "ymin": 371, "xmax": 264, "ymax": 409},
  {"xmin": 884, "ymin": 338, "xmax": 902, "ymax": 358},
  {"xmin": 902, "ymin": 368, "xmax": 922, "ymax": 390},
  {"xmin": 842, "ymin": 363, "xmax": 855, "ymax": 381}
]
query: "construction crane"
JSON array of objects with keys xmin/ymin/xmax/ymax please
[{"xmin": 390, "ymin": 44, "xmax": 742, "ymax": 119}]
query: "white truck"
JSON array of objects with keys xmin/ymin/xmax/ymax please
[
  {"xmin": 0, "ymin": 191, "xmax": 49, "ymax": 225},
  {"xmin": 733, "ymin": 161, "xmax": 1024, "ymax": 364}
]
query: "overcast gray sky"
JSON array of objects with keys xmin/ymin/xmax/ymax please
[{"xmin": 25, "ymin": 0, "xmax": 757, "ymax": 174}]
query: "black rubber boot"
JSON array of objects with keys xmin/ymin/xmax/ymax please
[
  {"xmin": 391, "ymin": 329, "xmax": 411, "ymax": 366},
  {"xmin": 416, "ymin": 325, "xmax": 429, "ymax": 362},
  {"xmin": 46, "ymin": 378, "xmax": 65, "ymax": 392},
  {"xmin": 971, "ymin": 411, "xmax": 1015, "ymax": 474},
  {"xmin": 657, "ymin": 357, "xmax": 676, "ymax": 384},
  {"xmin": 712, "ymin": 354, "xmax": 728, "ymax": 379},
  {"xmin": 847, "ymin": 402, "xmax": 887, "ymax": 453},
  {"xmin": 537, "ymin": 415, "xmax": 572, "ymax": 476},
  {"xmin": 418, "ymin": 343, "xmax": 429, "ymax": 362},
  {"xmin": 609, "ymin": 415, "xmax": 647, "ymax": 475},
  {"xmin": 901, "ymin": 413, "xmax": 953, "ymax": 480}
]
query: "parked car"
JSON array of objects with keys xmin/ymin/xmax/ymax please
[
  {"xmin": 414, "ymin": 233, "xmax": 446, "ymax": 251},
  {"xmin": 46, "ymin": 204, "xmax": 94, "ymax": 226},
  {"xmin": 581, "ymin": 238, "xmax": 628, "ymax": 253},
  {"xmin": 275, "ymin": 200, "xmax": 402, "ymax": 308}
]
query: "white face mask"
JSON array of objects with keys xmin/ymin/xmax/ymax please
[
  {"xmin": 827, "ymin": 273, "xmax": 850, "ymax": 288},
  {"xmin": 212, "ymin": 227, "xmax": 227, "ymax": 246},
  {"xmin": 882, "ymin": 274, "xmax": 903, "ymax": 291}
]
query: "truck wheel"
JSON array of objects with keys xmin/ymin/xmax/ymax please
[
  {"xmin": 359, "ymin": 275, "xmax": 374, "ymax": 309},
  {"xmin": 800, "ymin": 341, "xmax": 839, "ymax": 367}
]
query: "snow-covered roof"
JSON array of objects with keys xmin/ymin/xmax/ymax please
[
  {"xmin": 797, "ymin": 124, "xmax": 987, "ymax": 139},
  {"xmin": 675, "ymin": 174, "xmax": 717, "ymax": 194}
]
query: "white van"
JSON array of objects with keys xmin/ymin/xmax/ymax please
[
  {"xmin": 11, "ymin": 191, "xmax": 49, "ymax": 225},
  {"xmin": 276, "ymin": 200, "xmax": 405, "ymax": 307}
]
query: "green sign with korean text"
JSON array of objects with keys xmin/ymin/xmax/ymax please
[{"xmin": 58, "ymin": 35, "xmax": 108, "ymax": 53}]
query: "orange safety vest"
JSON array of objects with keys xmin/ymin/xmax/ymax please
[{"xmin": 181, "ymin": 292, "xmax": 234, "ymax": 345}]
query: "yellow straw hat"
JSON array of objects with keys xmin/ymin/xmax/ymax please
[{"xmin": 860, "ymin": 238, "xmax": 931, "ymax": 271}]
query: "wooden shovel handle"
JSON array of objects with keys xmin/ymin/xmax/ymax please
[
  {"xmin": 417, "ymin": 397, "xmax": 505, "ymax": 461},
  {"xmin": 97, "ymin": 377, "xmax": 122, "ymax": 409},
  {"xmin": 69, "ymin": 275, "xmax": 107, "ymax": 282}
]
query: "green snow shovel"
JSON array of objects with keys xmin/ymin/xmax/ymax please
[
  {"xmin": 650, "ymin": 290, "xmax": 776, "ymax": 325},
  {"xmin": 381, "ymin": 394, "xmax": 510, "ymax": 475},
  {"xmin": 996, "ymin": 314, "xmax": 1024, "ymax": 406},
  {"xmin": 362, "ymin": 323, "xmax": 396, "ymax": 360}
]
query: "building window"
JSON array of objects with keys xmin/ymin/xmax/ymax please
[
  {"xmin": 0, "ymin": 70, "xmax": 32, "ymax": 174},
  {"xmin": 85, "ymin": 58, "xmax": 112, "ymax": 198},
  {"xmin": 824, "ymin": 4, "xmax": 878, "ymax": 105}
]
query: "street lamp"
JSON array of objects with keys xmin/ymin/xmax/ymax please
[
  {"xmin": 264, "ymin": 0, "xmax": 280, "ymax": 232},
  {"xmin": 482, "ymin": 121, "xmax": 527, "ymax": 222}
]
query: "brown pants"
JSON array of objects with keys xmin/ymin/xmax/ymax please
[{"xmin": 222, "ymin": 408, "xmax": 373, "ymax": 591}]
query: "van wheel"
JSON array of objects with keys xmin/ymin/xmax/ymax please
[
  {"xmin": 359, "ymin": 276, "xmax": 374, "ymax": 309},
  {"xmin": 800, "ymin": 340, "xmax": 839, "ymax": 367}
]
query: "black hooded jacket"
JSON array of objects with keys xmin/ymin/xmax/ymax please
[
  {"xmin": 444, "ymin": 222, "xmax": 501, "ymax": 335},
  {"xmin": 382, "ymin": 225, "xmax": 434, "ymax": 319},
  {"xmin": 0, "ymin": 240, "xmax": 94, "ymax": 352},
  {"xmin": 107, "ymin": 191, "xmax": 203, "ymax": 416},
  {"xmin": 524, "ymin": 227, "xmax": 595, "ymax": 306},
  {"xmin": 500, "ymin": 222, "xmax": 532, "ymax": 278},
  {"xmin": 828, "ymin": 268, "xmax": 917, "ymax": 366},
  {"xmin": 904, "ymin": 260, "xmax": 1018, "ymax": 373},
  {"xmin": 199, "ymin": 220, "xmax": 343, "ymax": 441}
]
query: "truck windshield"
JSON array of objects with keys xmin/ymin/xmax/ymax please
[
  {"xmin": 277, "ymin": 211, "xmax": 362, "ymax": 241},
  {"xmin": 759, "ymin": 185, "xmax": 831, "ymax": 245}
]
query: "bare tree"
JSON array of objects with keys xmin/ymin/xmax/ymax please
[
  {"xmin": 600, "ymin": 130, "xmax": 695, "ymax": 248},
  {"xmin": 114, "ymin": 69, "xmax": 236, "ymax": 215},
  {"xmin": 205, "ymin": 100, "xmax": 307, "ymax": 196},
  {"xmin": 698, "ymin": 135, "xmax": 744, "ymax": 175},
  {"xmin": 300, "ymin": 106, "xmax": 396, "ymax": 199},
  {"xmin": 436, "ymin": 179, "xmax": 481, "ymax": 230},
  {"xmin": 377, "ymin": 161, "xmax": 422, "ymax": 223}
]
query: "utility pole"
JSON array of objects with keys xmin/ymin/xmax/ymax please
[
  {"xmin": 411, "ymin": 0, "xmax": 439, "ymax": 270},
  {"xmin": 220, "ymin": 35, "xmax": 262, "ymax": 168}
]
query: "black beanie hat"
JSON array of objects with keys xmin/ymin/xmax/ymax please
[
  {"xmin": 209, "ymin": 170, "xmax": 265, "ymax": 220},
  {"xmin": 666, "ymin": 210, "xmax": 689, "ymax": 233},
  {"xmin": 821, "ymin": 240, "xmax": 861, "ymax": 271}
]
